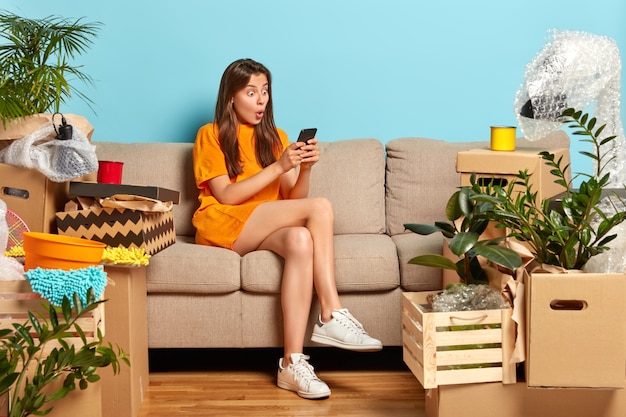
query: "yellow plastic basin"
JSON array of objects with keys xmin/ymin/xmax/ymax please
[{"xmin": 23, "ymin": 232, "xmax": 106, "ymax": 271}]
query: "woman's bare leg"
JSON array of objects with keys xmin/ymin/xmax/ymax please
[
  {"xmin": 254, "ymin": 226, "xmax": 314, "ymax": 365},
  {"xmin": 233, "ymin": 197, "xmax": 343, "ymax": 364},
  {"xmin": 233, "ymin": 198, "xmax": 342, "ymax": 317}
]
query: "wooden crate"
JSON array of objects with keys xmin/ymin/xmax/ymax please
[
  {"xmin": 402, "ymin": 291, "xmax": 516, "ymax": 389},
  {"xmin": 0, "ymin": 279, "xmax": 105, "ymax": 350}
]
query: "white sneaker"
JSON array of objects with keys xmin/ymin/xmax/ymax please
[
  {"xmin": 277, "ymin": 353, "xmax": 331, "ymax": 400},
  {"xmin": 311, "ymin": 308, "xmax": 383, "ymax": 352}
]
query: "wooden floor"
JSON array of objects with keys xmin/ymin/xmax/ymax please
[{"xmin": 138, "ymin": 347, "xmax": 426, "ymax": 417}]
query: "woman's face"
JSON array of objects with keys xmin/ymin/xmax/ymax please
[{"xmin": 232, "ymin": 73, "xmax": 269, "ymax": 125}]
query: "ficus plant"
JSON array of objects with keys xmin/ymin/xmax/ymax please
[
  {"xmin": 474, "ymin": 108, "xmax": 626, "ymax": 270},
  {"xmin": 0, "ymin": 11, "xmax": 101, "ymax": 127},
  {"xmin": 0, "ymin": 289, "xmax": 128, "ymax": 417},
  {"xmin": 404, "ymin": 180, "xmax": 523, "ymax": 285}
]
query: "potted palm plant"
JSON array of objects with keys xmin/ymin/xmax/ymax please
[{"xmin": 0, "ymin": 11, "xmax": 101, "ymax": 128}]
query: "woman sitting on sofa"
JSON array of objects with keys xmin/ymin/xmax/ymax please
[{"xmin": 192, "ymin": 58, "xmax": 382, "ymax": 400}]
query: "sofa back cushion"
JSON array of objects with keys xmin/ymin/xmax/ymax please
[
  {"xmin": 95, "ymin": 137, "xmax": 386, "ymax": 238},
  {"xmin": 309, "ymin": 139, "xmax": 386, "ymax": 234},
  {"xmin": 385, "ymin": 138, "xmax": 484, "ymax": 236},
  {"xmin": 385, "ymin": 131, "xmax": 571, "ymax": 236},
  {"xmin": 94, "ymin": 142, "xmax": 198, "ymax": 237}
]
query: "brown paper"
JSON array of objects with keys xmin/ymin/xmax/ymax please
[
  {"xmin": 100, "ymin": 194, "xmax": 173, "ymax": 213},
  {"xmin": 484, "ymin": 240, "xmax": 535, "ymax": 364},
  {"xmin": 0, "ymin": 113, "xmax": 94, "ymax": 144}
]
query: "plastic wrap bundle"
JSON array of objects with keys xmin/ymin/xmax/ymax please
[
  {"xmin": 0, "ymin": 120, "xmax": 98, "ymax": 182},
  {"xmin": 514, "ymin": 30, "xmax": 626, "ymax": 274},
  {"xmin": 0, "ymin": 199, "xmax": 25, "ymax": 280},
  {"xmin": 514, "ymin": 29, "xmax": 624, "ymax": 187},
  {"xmin": 431, "ymin": 284, "xmax": 508, "ymax": 312}
]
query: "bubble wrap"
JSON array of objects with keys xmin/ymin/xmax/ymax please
[
  {"xmin": 431, "ymin": 284, "xmax": 507, "ymax": 312},
  {"xmin": 514, "ymin": 29, "xmax": 625, "ymax": 187},
  {"xmin": 514, "ymin": 30, "xmax": 626, "ymax": 273},
  {"xmin": 0, "ymin": 120, "xmax": 98, "ymax": 182}
]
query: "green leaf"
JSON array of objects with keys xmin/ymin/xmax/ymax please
[
  {"xmin": 404, "ymin": 223, "xmax": 443, "ymax": 236},
  {"xmin": 61, "ymin": 297, "xmax": 72, "ymax": 322},
  {"xmin": 472, "ymin": 244, "xmax": 522, "ymax": 271},
  {"xmin": 408, "ymin": 254, "xmax": 458, "ymax": 270},
  {"xmin": 448, "ymin": 232, "xmax": 479, "ymax": 257},
  {"xmin": 27, "ymin": 311, "xmax": 43, "ymax": 336}
]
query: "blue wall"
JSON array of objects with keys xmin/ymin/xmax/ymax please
[{"xmin": 4, "ymin": 0, "xmax": 626, "ymax": 177}]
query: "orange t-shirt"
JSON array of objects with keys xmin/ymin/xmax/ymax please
[{"xmin": 192, "ymin": 122, "xmax": 289, "ymax": 249}]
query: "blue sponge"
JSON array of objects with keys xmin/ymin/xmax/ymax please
[{"xmin": 24, "ymin": 265, "xmax": 108, "ymax": 307}]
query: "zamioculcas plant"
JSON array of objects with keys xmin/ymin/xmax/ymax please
[
  {"xmin": 475, "ymin": 108, "xmax": 626, "ymax": 270},
  {"xmin": 0, "ymin": 289, "xmax": 129, "ymax": 417}
]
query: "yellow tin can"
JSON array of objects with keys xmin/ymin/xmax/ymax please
[{"xmin": 490, "ymin": 126, "xmax": 517, "ymax": 151}]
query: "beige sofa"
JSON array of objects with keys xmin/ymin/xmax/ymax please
[{"xmin": 93, "ymin": 131, "xmax": 568, "ymax": 349}]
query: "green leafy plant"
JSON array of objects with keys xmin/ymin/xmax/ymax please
[
  {"xmin": 0, "ymin": 11, "xmax": 101, "ymax": 127},
  {"xmin": 0, "ymin": 289, "xmax": 129, "ymax": 417},
  {"xmin": 404, "ymin": 182, "xmax": 523, "ymax": 285},
  {"xmin": 475, "ymin": 108, "xmax": 626, "ymax": 270}
]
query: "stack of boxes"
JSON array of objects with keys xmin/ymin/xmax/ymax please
[
  {"xmin": 403, "ymin": 145, "xmax": 626, "ymax": 417},
  {"xmin": 1, "ymin": 121, "xmax": 179, "ymax": 417}
]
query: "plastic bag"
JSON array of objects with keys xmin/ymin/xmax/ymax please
[
  {"xmin": 0, "ymin": 120, "xmax": 98, "ymax": 182},
  {"xmin": 0, "ymin": 199, "xmax": 25, "ymax": 280}
]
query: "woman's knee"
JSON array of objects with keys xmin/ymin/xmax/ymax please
[
  {"xmin": 284, "ymin": 227, "xmax": 313, "ymax": 257},
  {"xmin": 309, "ymin": 197, "xmax": 334, "ymax": 222}
]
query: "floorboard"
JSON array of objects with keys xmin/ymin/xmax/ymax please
[{"xmin": 138, "ymin": 347, "xmax": 426, "ymax": 417}]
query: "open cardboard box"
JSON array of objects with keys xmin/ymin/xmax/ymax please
[
  {"xmin": 0, "ymin": 163, "xmax": 69, "ymax": 233},
  {"xmin": 0, "ymin": 114, "xmax": 96, "ymax": 233}
]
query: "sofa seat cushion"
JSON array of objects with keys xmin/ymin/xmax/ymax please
[
  {"xmin": 241, "ymin": 234, "xmax": 399, "ymax": 294},
  {"xmin": 146, "ymin": 236, "xmax": 240, "ymax": 294},
  {"xmin": 393, "ymin": 233, "xmax": 443, "ymax": 292}
]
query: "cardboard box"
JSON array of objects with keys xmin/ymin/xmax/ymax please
[
  {"xmin": 56, "ymin": 207, "xmax": 176, "ymax": 255},
  {"xmin": 43, "ymin": 380, "xmax": 102, "ymax": 417},
  {"xmin": 456, "ymin": 147, "xmax": 570, "ymax": 202},
  {"xmin": 100, "ymin": 265, "xmax": 149, "ymax": 417},
  {"xmin": 426, "ymin": 380, "xmax": 626, "ymax": 417},
  {"xmin": 0, "ymin": 279, "xmax": 103, "ymax": 417},
  {"xmin": 69, "ymin": 181, "xmax": 180, "ymax": 204},
  {"xmin": 526, "ymin": 272, "xmax": 626, "ymax": 389},
  {"xmin": 0, "ymin": 280, "xmax": 104, "ymax": 350},
  {"xmin": 402, "ymin": 292, "xmax": 516, "ymax": 388},
  {"xmin": 0, "ymin": 163, "xmax": 69, "ymax": 233}
]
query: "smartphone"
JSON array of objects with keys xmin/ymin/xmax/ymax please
[{"xmin": 296, "ymin": 128, "xmax": 317, "ymax": 146}]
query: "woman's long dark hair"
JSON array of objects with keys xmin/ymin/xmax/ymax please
[{"xmin": 214, "ymin": 58, "xmax": 283, "ymax": 178}]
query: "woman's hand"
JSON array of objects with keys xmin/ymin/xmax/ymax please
[
  {"xmin": 296, "ymin": 137, "xmax": 320, "ymax": 170},
  {"xmin": 279, "ymin": 142, "xmax": 306, "ymax": 173}
]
